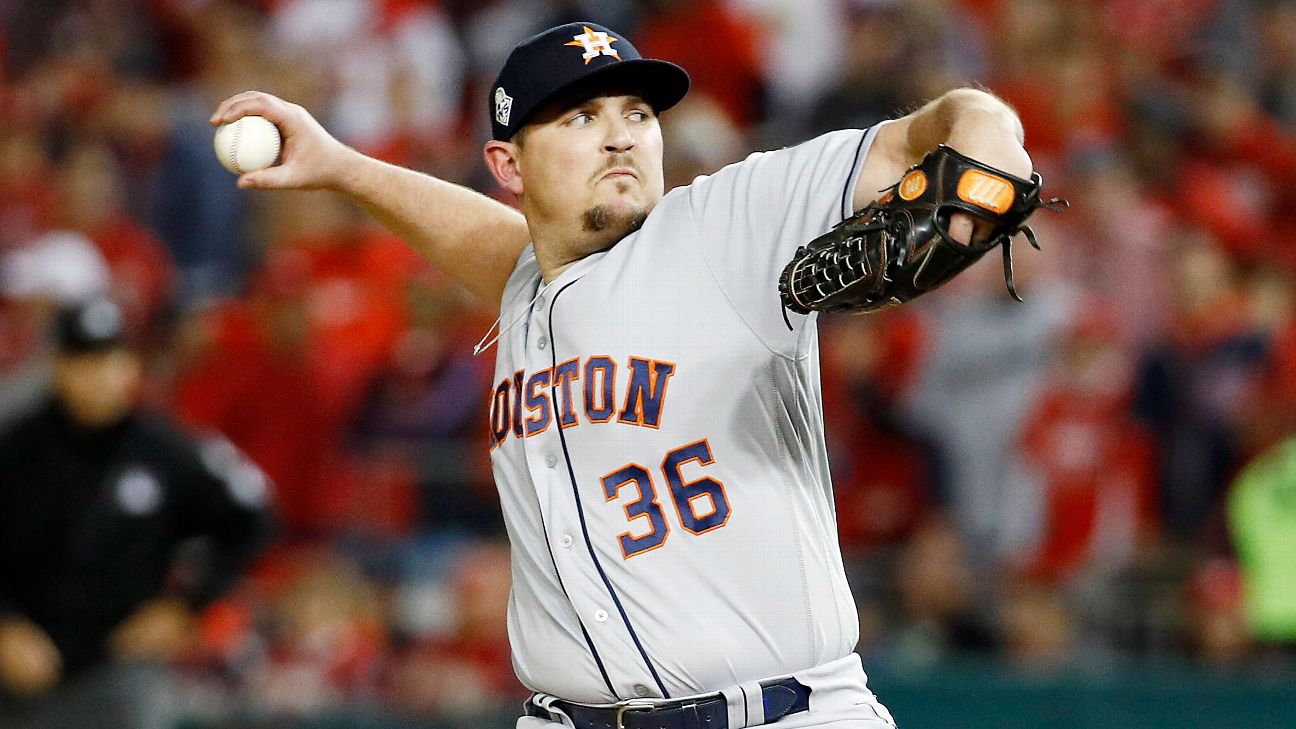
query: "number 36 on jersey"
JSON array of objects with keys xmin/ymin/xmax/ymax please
[
  {"xmin": 601, "ymin": 438, "xmax": 732, "ymax": 558},
  {"xmin": 488, "ymin": 355, "xmax": 734, "ymax": 559}
]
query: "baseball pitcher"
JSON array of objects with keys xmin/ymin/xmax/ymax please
[{"xmin": 212, "ymin": 20, "xmax": 1057, "ymax": 729}]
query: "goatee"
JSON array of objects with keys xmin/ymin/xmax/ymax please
[{"xmin": 582, "ymin": 205, "xmax": 648, "ymax": 239}]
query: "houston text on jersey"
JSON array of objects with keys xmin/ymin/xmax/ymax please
[{"xmin": 488, "ymin": 355, "xmax": 676, "ymax": 447}]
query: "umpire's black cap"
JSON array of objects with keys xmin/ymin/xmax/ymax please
[
  {"xmin": 55, "ymin": 297, "xmax": 127, "ymax": 353},
  {"xmin": 489, "ymin": 22, "xmax": 690, "ymax": 141}
]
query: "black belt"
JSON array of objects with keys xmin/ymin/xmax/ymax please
[{"xmin": 525, "ymin": 678, "xmax": 811, "ymax": 729}]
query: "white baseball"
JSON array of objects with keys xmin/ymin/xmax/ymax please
[{"xmin": 213, "ymin": 115, "xmax": 282, "ymax": 174}]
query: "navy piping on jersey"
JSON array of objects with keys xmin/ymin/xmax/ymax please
[
  {"xmin": 547, "ymin": 278, "xmax": 672, "ymax": 700},
  {"xmin": 536, "ymin": 497, "xmax": 618, "ymax": 696},
  {"xmin": 840, "ymin": 128, "xmax": 871, "ymax": 217},
  {"xmin": 519, "ymin": 275, "xmax": 616, "ymax": 697}
]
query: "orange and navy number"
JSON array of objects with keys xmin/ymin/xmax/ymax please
[
  {"xmin": 602, "ymin": 464, "xmax": 672, "ymax": 558},
  {"xmin": 488, "ymin": 356, "xmax": 732, "ymax": 557},
  {"xmin": 601, "ymin": 440, "xmax": 732, "ymax": 558}
]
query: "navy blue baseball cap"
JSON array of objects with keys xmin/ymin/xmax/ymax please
[
  {"xmin": 55, "ymin": 297, "xmax": 126, "ymax": 353},
  {"xmin": 489, "ymin": 22, "xmax": 690, "ymax": 141}
]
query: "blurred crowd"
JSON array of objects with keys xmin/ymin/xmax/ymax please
[{"xmin": 3, "ymin": 0, "xmax": 1296, "ymax": 725}]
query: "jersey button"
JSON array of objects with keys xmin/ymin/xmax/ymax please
[
  {"xmin": 594, "ymin": 609, "xmax": 609, "ymax": 623},
  {"xmin": 633, "ymin": 685, "xmax": 652, "ymax": 698},
  {"xmin": 560, "ymin": 534, "xmax": 574, "ymax": 549},
  {"xmin": 545, "ymin": 453, "xmax": 558, "ymax": 468},
  {"xmin": 537, "ymin": 335, "xmax": 548, "ymax": 350}
]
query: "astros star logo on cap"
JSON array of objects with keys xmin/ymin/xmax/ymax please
[
  {"xmin": 488, "ymin": 22, "xmax": 690, "ymax": 141},
  {"xmin": 565, "ymin": 25, "xmax": 621, "ymax": 64}
]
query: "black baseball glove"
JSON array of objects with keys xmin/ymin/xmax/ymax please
[{"xmin": 777, "ymin": 144, "xmax": 1067, "ymax": 317}]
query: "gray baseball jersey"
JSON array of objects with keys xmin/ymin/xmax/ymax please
[{"xmin": 487, "ymin": 125, "xmax": 883, "ymax": 704}]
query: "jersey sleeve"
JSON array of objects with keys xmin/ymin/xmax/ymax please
[
  {"xmin": 679, "ymin": 126, "xmax": 882, "ymax": 354},
  {"xmin": 171, "ymin": 432, "xmax": 275, "ymax": 607}
]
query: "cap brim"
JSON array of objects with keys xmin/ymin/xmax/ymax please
[
  {"xmin": 512, "ymin": 59, "xmax": 690, "ymax": 136},
  {"xmin": 57, "ymin": 338, "xmax": 127, "ymax": 354}
]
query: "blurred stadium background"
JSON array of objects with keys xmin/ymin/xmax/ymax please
[{"xmin": 3, "ymin": 0, "xmax": 1296, "ymax": 727}]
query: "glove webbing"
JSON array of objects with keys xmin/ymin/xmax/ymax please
[{"xmin": 778, "ymin": 149, "xmax": 1067, "ymax": 326}]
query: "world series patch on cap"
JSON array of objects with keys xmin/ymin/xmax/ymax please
[{"xmin": 489, "ymin": 22, "xmax": 690, "ymax": 141}]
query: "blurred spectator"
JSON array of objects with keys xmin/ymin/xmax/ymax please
[
  {"xmin": 1065, "ymin": 151, "xmax": 1176, "ymax": 347},
  {"xmin": 659, "ymin": 95, "xmax": 746, "ymax": 190},
  {"xmin": 1258, "ymin": 1, "xmax": 1296, "ymax": 125},
  {"xmin": 385, "ymin": 540, "xmax": 522, "ymax": 718},
  {"xmin": 903, "ymin": 257, "xmax": 1076, "ymax": 565},
  {"xmin": 991, "ymin": 1, "xmax": 1121, "ymax": 169},
  {"xmin": 821, "ymin": 310, "xmax": 939, "ymax": 556},
  {"xmin": 151, "ymin": 111, "xmax": 255, "ymax": 303},
  {"xmin": 1183, "ymin": 558, "xmax": 1253, "ymax": 667},
  {"xmin": 807, "ymin": 3, "xmax": 913, "ymax": 137},
  {"xmin": 1228, "ymin": 437, "xmax": 1296, "ymax": 644},
  {"xmin": 995, "ymin": 580, "xmax": 1076, "ymax": 673},
  {"xmin": 887, "ymin": 518, "xmax": 995, "ymax": 670},
  {"xmin": 350, "ymin": 272, "xmax": 498, "ymax": 536},
  {"xmin": 0, "ymin": 297, "xmax": 272, "ymax": 729},
  {"xmin": 173, "ymin": 197, "xmax": 434, "ymax": 537},
  {"xmin": 0, "ymin": 231, "xmax": 110, "ymax": 307},
  {"xmin": 263, "ymin": 194, "xmax": 420, "ymax": 424},
  {"xmin": 269, "ymin": 0, "xmax": 466, "ymax": 161},
  {"xmin": 1135, "ymin": 231, "xmax": 1267, "ymax": 541},
  {"xmin": 1014, "ymin": 303, "xmax": 1158, "ymax": 584},
  {"xmin": 0, "ymin": 230, "xmax": 112, "ymax": 423},
  {"xmin": 1243, "ymin": 264, "xmax": 1296, "ymax": 455},
  {"xmin": 248, "ymin": 551, "xmax": 387, "ymax": 717},
  {"xmin": 726, "ymin": 0, "xmax": 846, "ymax": 128},
  {"xmin": 54, "ymin": 142, "xmax": 176, "ymax": 339},
  {"xmin": 634, "ymin": 0, "xmax": 766, "ymax": 128},
  {"xmin": 172, "ymin": 251, "xmax": 341, "ymax": 536},
  {"xmin": 150, "ymin": 0, "xmax": 279, "ymax": 303},
  {"xmin": 0, "ymin": 129, "xmax": 57, "ymax": 252}
]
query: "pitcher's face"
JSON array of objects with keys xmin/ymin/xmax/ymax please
[{"xmin": 517, "ymin": 93, "xmax": 665, "ymax": 245}]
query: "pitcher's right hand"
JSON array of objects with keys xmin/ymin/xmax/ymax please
[{"xmin": 210, "ymin": 91, "xmax": 359, "ymax": 191}]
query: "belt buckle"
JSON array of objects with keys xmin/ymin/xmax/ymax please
[{"xmin": 614, "ymin": 702, "xmax": 653, "ymax": 729}]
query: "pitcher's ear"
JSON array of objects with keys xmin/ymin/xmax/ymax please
[{"xmin": 484, "ymin": 140, "xmax": 524, "ymax": 197}]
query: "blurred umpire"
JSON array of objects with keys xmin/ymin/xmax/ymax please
[{"xmin": 0, "ymin": 297, "xmax": 273, "ymax": 729}]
